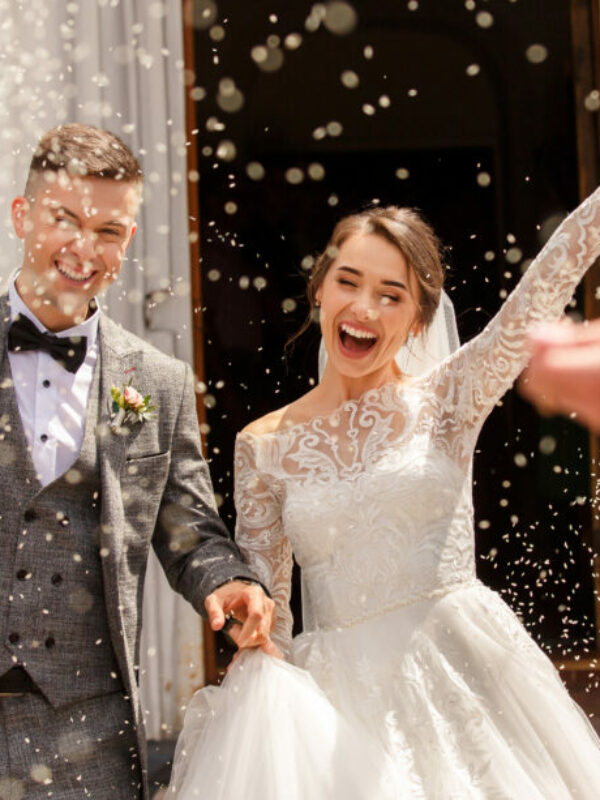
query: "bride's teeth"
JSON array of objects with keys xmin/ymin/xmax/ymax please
[{"xmin": 340, "ymin": 324, "xmax": 376, "ymax": 340}]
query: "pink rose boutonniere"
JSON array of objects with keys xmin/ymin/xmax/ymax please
[{"xmin": 109, "ymin": 380, "xmax": 157, "ymax": 432}]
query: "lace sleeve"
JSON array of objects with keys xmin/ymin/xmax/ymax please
[
  {"xmin": 432, "ymin": 186, "xmax": 600, "ymax": 435},
  {"xmin": 234, "ymin": 434, "xmax": 294, "ymax": 657}
]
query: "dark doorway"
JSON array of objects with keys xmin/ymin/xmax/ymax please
[{"xmin": 189, "ymin": 0, "xmax": 597, "ymax": 673}]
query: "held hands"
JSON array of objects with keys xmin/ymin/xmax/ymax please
[
  {"xmin": 204, "ymin": 580, "xmax": 281, "ymax": 657},
  {"xmin": 519, "ymin": 320, "xmax": 600, "ymax": 432}
]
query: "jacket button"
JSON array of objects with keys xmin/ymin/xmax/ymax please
[
  {"xmin": 8, "ymin": 632, "xmax": 19, "ymax": 644},
  {"xmin": 51, "ymin": 573, "xmax": 63, "ymax": 586},
  {"xmin": 23, "ymin": 509, "xmax": 37, "ymax": 522},
  {"xmin": 16, "ymin": 569, "xmax": 30, "ymax": 581},
  {"xmin": 45, "ymin": 636, "xmax": 55, "ymax": 649}
]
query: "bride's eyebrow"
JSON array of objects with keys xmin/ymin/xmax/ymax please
[
  {"xmin": 336, "ymin": 266, "xmax": 408, "ymax": 291},
  {"xmin": 382, "ymin": 279, "xmax": 408, "ymax": 290}
]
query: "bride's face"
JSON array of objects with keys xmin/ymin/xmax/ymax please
[{"xmin": 316, "ymin": 232, "xmax": 422, "ymax": 379}]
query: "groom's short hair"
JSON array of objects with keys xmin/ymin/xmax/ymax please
[{"xmin": 25, "ymin": 123, "xmax": 143, "ymax": 198}]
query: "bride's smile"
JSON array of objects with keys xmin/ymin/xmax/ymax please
[{"xmin": 337, "ymin": 321, "xmax": 378, "ymax": 357}]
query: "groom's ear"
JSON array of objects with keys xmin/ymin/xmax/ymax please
[
  {"xmin": 125, "ymin": 223, "xmax": 137, "ymax": 250},
  {"xmin": 11, "ymin": 196, "xmax": 30, "ymax": 239}
]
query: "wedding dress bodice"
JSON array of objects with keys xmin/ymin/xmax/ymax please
[{"xmin": 235, "ymin": 188, "xmax": 600, "ymax": 654}]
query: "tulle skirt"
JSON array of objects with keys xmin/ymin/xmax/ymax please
[
  {"xmin": 167, "ymin": 648, "xmax": 397, "ymax": 799},
  {"xmin": 169, "ymin": 581, "xmax": 600, "ymax": 798}
]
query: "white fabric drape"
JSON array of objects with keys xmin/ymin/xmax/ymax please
[{"xmin": 0, "ymin": 0, "xmax": 203, "ymax": 738}]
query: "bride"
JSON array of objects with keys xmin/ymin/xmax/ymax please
[{"xmin": 169, "ymin": 189, "xmax": 600, "ymax": 798}]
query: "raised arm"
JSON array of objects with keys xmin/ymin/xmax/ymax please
[
  {"xmin": 234, "ymin": 434, "xmax": 294, "ymax": 657},
  {"xmin": 431, "ymin": 186, "xmax": 600, "ymax": 440}
]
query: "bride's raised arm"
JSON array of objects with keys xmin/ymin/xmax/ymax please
[
  {"xmin": 431, "ymin": 186, "xmax": 600, "ymax": 434},
  {"xmin": 234, "ymin": 433, "xmax": 294, "ymax": 657}
]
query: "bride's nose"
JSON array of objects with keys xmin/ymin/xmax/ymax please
[{"xmin": 351, "ymin": 295, "xmax": 379, "ymax": 322}]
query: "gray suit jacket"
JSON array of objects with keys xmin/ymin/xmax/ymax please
[{"xmin": 0, "ymin": 294, "xmax": 258, "ymax": 794}]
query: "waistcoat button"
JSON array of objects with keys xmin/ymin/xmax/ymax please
[
  {"xmin": 45, "ymin": 636, "xmax": 55, "ymax": 649},
  {"xmin": 59, "ymin": 516, "xmax": 70, "ymax": 527},
  {"xmin": 8, "ymin": 633, "xmax": 19, "ymax": 644},
  {"xmin": 51, "ymin": 573, "xmax": 63, "ymax": 586},
  {"xmin": 16, "ymin": 569, "xmax": 30, "ymax": 581},
  {"xmin": 23, "ymin": 509, "xmax": 37, "ymax": 522}
]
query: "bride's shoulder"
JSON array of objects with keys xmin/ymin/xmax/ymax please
[
  {"xmin": 240, "ymin": 406, "xmax": 292, "ymax": 438},
  {"xmin": 240, "ymin": 389, "xmax": 323, "ymax": 439}
]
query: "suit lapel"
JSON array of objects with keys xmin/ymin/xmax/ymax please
[{"xmin": 97, "ymin": 316, "xmax": 146, "ymax": 698}]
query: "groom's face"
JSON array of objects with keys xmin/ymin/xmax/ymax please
[{"xmin": 11, "ymin": 175, "xmax": 139, "ymax": 331}]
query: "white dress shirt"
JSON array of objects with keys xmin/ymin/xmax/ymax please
[{"xmin": 7, "ymin": 281, "xmax": 100, "ymax": 487}]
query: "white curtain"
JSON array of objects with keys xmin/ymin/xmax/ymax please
[{"xmin": 0, "ymin": 0, "xmax": 204, "ymax": 738}]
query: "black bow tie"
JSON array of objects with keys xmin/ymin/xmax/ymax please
[{"xmin": 7, "ymin": 314, "xmax": 88, "ymax": 374}]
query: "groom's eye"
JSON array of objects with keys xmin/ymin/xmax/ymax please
[{"xmin": 54, "ymin": 214, "xmax": 78, "ymax": 229}]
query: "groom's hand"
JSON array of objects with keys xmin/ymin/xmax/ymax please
[{"xmin": 205, "ymin": 581, "xmax": 275, "ymax": 649}]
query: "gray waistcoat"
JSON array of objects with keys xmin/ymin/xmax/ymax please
[{"xmin": 0, "ymin": 351, "xmax": 124, "ymax": 707}]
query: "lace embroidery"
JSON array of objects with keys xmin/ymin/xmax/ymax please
[{"xmin": 234, "ymin": 188, "xmax": 600, "ymax": 654}]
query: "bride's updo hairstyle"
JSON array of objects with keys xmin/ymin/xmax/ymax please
[{"xmin": 293, "ymin": 206, "xmax": 445, "ymax": 344}]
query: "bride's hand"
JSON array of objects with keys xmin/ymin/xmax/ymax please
[
  {"xmin": 261, "ymin": 637, "xmax": 284, "ymax": 659},
  {"xmin": 205, "ymin": 580, "xmax": 275, "ymax": 649}
]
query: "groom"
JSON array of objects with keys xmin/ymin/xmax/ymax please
[{"xmin": 0, "ymin": 124, "xmax": 273, "ymax": 798}]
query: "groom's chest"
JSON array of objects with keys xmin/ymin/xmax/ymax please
[{"xmin": 9, "ymin": 344, "xmax": 100, "ymax": 485}]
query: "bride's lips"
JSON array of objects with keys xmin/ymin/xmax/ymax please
[
  {"xmin": 53, "ymin": 258, "xmax": 96, "ymax": 286},
  {"xmin": 337, "ymin": 322, "xmax": 378, "ymax": 359}
]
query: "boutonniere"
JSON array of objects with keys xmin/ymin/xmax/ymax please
[{"xmin": 109, "ymin": 379, "xmax": 157, "ymax": 432}]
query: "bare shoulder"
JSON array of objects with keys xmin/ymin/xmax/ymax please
[
  {"xmin": 241, "ymin": 406, "xmax": 291, "ymax": 437},
  {"xmin": 241, "ymin": 387, "xmax": 326, "ymax": 438}
]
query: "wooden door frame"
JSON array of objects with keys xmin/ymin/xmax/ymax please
[
  {"xmin": 570, "ymin": 0, "xmax": 600, "ymax": 661},
  {"xmin": 182, "ymin": 3, "xmax": 220, "ymax": 685}
]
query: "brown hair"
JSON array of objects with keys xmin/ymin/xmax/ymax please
[
  {"xmin": 25, "ymin": 123, "xmax": 143, "ymax": 197},
  {"xmin": 293, "ymin": 206, "xmax": 445, "ymax": 344}
]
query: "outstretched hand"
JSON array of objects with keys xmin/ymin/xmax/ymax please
[
  {"xmin": 519, "ymin": 320, "xmax": 600, "ymax": 432},
  {"xmin": 205, "ymin": 580, "xmax": 276, "ymax": 651}
]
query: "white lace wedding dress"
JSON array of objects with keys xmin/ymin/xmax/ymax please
[{"xmin": 169, "ymin": 188, "xmax": 600, "ymax": 799}]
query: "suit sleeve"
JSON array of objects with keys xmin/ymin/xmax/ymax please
[{"xmin": 152, "ymin": 362, "xmax": 261, "ymax": 615}]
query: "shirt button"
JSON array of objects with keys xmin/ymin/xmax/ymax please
[
  {"xmin": 45, "ymin": 636, "xmax": 55, "ymax": 649},
  {"xmin": 42, "ymin": 379, "xmax": 50, "ymax": 388},
  {"xmin": 51, "ymin": 573, "xmax": 63, "ymax": 586},
  {"xmin": 40, "ymin": 434, "xmax": 48, "ymax": 443},
  {"xmin": 23, "ymin": 509, "xmax": 37, "ymax": 522},
  {"xmin": 8, "ymin": 633, "xmax": 20, "ymax": 644},
  {"xmin": 16, "ymin": 569, "xmax": 30, "ymax": 581}
]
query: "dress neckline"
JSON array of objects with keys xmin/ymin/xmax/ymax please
[{"xmin": 237, "ymin": 378, "xmax": 418, "ymax": 443}]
